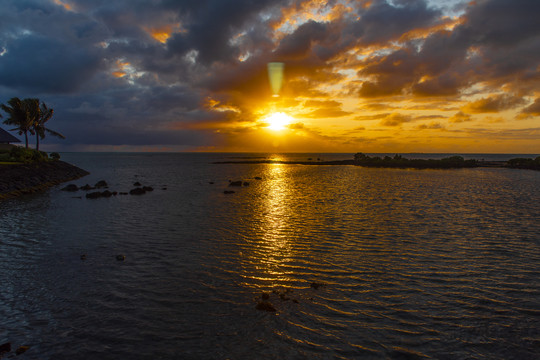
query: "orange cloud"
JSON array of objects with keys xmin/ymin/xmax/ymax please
[
  {"xmin": 461, "ymin": 94, "xmax": 526, "ymax": 113},
  {"xmin": 145, "ymin": 24, "xmax": 184, "ymax": 44}
]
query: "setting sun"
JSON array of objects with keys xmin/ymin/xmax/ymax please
[{"xmin": 264, "ymin": 112, "xmax": 293, "ymax": 131}]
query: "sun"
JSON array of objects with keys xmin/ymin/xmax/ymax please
[{"xmin": 264, "ymin": 112, "xmax": 293, "ymax": 131}]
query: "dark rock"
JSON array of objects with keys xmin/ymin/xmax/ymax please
[
  {"xmin": 292, "ymin": 299, "xmax": 299, "ymax": 304},
  {"xmin": 80, "ymin": 184, "xmax": 94, "ymax": 191},
  {"xmin": 279, "ymin": 293, "xmax": 290, "ymax": 301},
  {"xmin": 95, "ymin": 180, "xmax": 108, "ymax": 188},
  {"xmin": 162, "ymin": 187, "xmax": 167, "ymax": 190},
  {"xmin": 261, "ymin": 292, "xmax": 270, "ymax": 300},
  {"xmin": 72, "ymin": 196, "xmax": 82, "ymax": 199},
  {"xmin": 119, "ymin": 192, "xmax": 128, "ymax": 195},
  {"xmin": 223, "ymin": 190, "xmax": 235, "ymax": 194},
  {"xmin": 116, "ymin": 254, "xmax": 125, "ymax": 261},
  {"xmin": 254, "ymin": 177, "xmax": 262, "ymax": 180},
  {"xmin": 61, "ymin": 184, "xmax": 79, "ymax": 192},
  {"xmin": 101, "ymin": 190, "xmax": 113, "ymax": 198},
  {"xmin": 142, "ymin": 186, "xmax": 153, "ymax": 192},
  {"xmin": 86, "ymin": 191, "xmax": 102, "ymax": 199},
  {"xmin": 229, "ymin": 181, "xmax": 243, "ymax": 187},
  {"xmin": 130, "ymin": 187, "xmax": 146, "ymax": 195},
  {"xmin": 256, "ymin": 301, "xmax": 276, "ymax": 312},
  {"xmin": 80, "ymin": 254, "xmax": 86, "ymax": 260},
  {"xmin": 112, "ymin": 191, "xmax": 118, "ymax": 196},
  {"xmin": 133, "ymin": 181, "xmax": 141, "ymax": 186},
  {"xmin": 243, "ymin": 182, "xmax": 250, "ymax": 186},
  {"xmin": 0, "ymin": 342, "xmax": 11, "ymax": 353},
  {"xmin": 15, "ymin": 346, "xmax": 29, "ymax": 355},
  {"xmin": 310, "ymin": 282, "xmax": 324, "ymax": 290},
  {"xmin": 209, "ymin": 182, "xmax": 214, "ymax": 185}
]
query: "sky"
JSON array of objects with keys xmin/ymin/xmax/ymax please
[{"xmin": 0, "ymin": 0, "xmax": 539, "ymax": 153}]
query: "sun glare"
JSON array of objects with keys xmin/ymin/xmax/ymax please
[{"xmin": 264, "ymin": 112, "xmax": 292, "ymax": 131}]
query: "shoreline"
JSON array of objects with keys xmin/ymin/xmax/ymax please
[
  {"xmin": 0, "ymin": 161, "xmax": 89, "ymax": 200},
  {"xmin": 213, "ymin": 159, "xmax": 538, "ymax": 170}
]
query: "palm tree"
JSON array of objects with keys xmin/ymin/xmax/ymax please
[
  {"xmin": 33, "ymin": 102, "xmax": 65, "ymax": 151},
  {"xmin": 0, "ymin": 97, "xmax": 35, "ymax": 148}
]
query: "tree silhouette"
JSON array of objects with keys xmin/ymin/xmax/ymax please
[
  {"xmin": 0, "ymin": 97, "xmax": 35, "ymax": 148},
  {"xmin": 33, "ymin": 102, "xmax": 65, "ymax": 151}
]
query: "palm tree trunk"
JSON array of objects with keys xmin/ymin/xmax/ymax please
[
  {"xmin": 36, "ymin": 134, "xmax": 40, "ymax": 151},
  {"xmin": 25, "ymin": 132, "xmax": 29, "ymax": 148}
]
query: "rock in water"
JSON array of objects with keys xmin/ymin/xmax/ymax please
[
  {"xmin": 129, "ymin": 188, "xmax": 146, "ymax": 195},
  {"xmin": 229, "ymin": 181, "xmax": 243, "ymax": 187},
  {"xmin": 95, "ymin": 180, "xmax": 108, "ymax": 188},
  {"xmin": 0, "ymin": 342, "xmax": 11, "ymax": 354},
  {"xmin": 15, "ymin": 346, "xmax": 30, "ymax": 355},
  {"xmin": 86, "ymin": 191, "xmax": 102, "ymax": 199},
  {"xmin": 116, "ymin": 254, "xmax": 125, "ymax": 261},
  {"xmin": 61, "ymin": 184, "xmax": 79, "ymax": 192},
  {"xmin": 142, "ymin": 186, "xmax": 153, "ymax": 192},
  {"xmin": 256, "ymin": 301, "xmax": 276, "ymax": 312},
  {"xmin": 133, "ymin": 181, "xmax": 141, "ymax": 186}
]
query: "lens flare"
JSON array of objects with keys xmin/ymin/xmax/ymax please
[{"xmin": 267, "ymin": 62, "xmax": 284, "ymax": 97}]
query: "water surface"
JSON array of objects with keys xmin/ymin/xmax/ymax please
[{"xmin": 1, "ymin": 153, "xmax": 539, "ymax": 359}]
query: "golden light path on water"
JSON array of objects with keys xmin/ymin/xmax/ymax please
[{"xmin": 254, "ymin": 164, "xmax": 294, "ymax": 284}]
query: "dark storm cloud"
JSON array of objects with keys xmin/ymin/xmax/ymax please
[
  {"xmin": 0, "ymin": 34, "xmax": 103, "ymax": 93},
  {"xmin": 356, "ymin": 0, "xmax": 540, "ymax": 99},
  {"xmin": 349, "ymin": 0, "xmax": 441, "ymax": 46}
]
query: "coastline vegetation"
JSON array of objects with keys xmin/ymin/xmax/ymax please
[
  {"xmin": 0, "ymin": 146, "xmax": 61, "ymax": 164},
  {"xmin": 353, "ymin": 153, "xmax": 478, "ymax": 169},
  {"xmin": 1, "ymin": 97, "xmax": 65, "ymax": 151}
]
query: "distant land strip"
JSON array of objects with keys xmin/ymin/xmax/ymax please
[
  {"xmin": 213, "ymin": 156, "xmax": 540, "ymax": 171},
  {"xmin": 0, "ymin": 161, "xmax": 89, "ymax": 200}
]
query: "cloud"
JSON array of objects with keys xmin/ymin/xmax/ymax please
[
  {"xmin": 519, "ymin": 97, "xmax": 540, "ymax": 117},
  {"xmin": 449, "ymin": 111, "xmax": 472, "ymax": 123},
  {"xmin": 461, "ymin": 94, "xmax": 526, "ymax": 113},
  {"xmin": 379, "ymin": 113, "xmax": 412, "ymax": 127},
  {"xmin": 0, "ymin": 0, "xmax": 538, "ymax": 151}
]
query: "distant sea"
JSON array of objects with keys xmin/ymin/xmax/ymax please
[{"xmin": 1, "ymin": 153, "xmax": 539, "ymax": 359}]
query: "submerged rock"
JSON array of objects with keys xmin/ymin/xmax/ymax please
[
  {"xmin": 0, "ymin": 342, "xmax": 11, "ymax": 354},
  {"xmin": 95, "ymin": 180, "xmax": 108, "ymax": 188},
  {"xmin": 133, "ymin": 181, "xmax": 141, "ymax": 186},
  {"xmin": 129, "ymin": 188, "xmax": 146, "ymax": 195},
  {"xmin": 15, "ymin": 346, "xmax": 30, "ymax": 355},
  {"xmin": 101, "ymin": 190, "xmax": 113, "ymax": 198},
  {"xmin": 86, "ymin": 191, "xmax": 102, "ymax": 199},
  {"xmin": 229, "ymin": 180, "xmax": 243, "ymax": 187},
  {"xmin": 310, "ymin": 282, "xmax": 324, "ymax": 290},
  {"xmin": 80, "ymin": 254, "xmax": 87, "ymax": 260},
  {"xmin": 254, "ymin": 177, "xmax": 262, "ymax": 180},
  {"xmin": 142, "ymin": 186, "xmax": 153, "ymax": 192},
  {"xmin": 116, "ymin": 254, "xmax": 125, "ymax": 261},
  {"xmin": 243, "ymin": 181, "xmax": 250, "ymax": 186},
  {"xmin": 79, "ymin": 184, "xmax": 94, "ymax": 191},
  {"xmin": 224, "ymin": 190, "xmax": 235, "ymax": 194},
  {"xmin": 256, "ymin": 301, "xmax": 276, "ymax": 312},
  {"xmin": 61, "ymin": 184, "xmax": 79, "ymax": 192}
]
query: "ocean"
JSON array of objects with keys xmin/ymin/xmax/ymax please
[{"xmin": 1, "ymin": 152, "xmax": 539, "ymax": 359}]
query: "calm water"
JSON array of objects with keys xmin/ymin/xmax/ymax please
[{"xmin": 1, "ymin": 153, "xmax": 539, "ymax": 359}]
